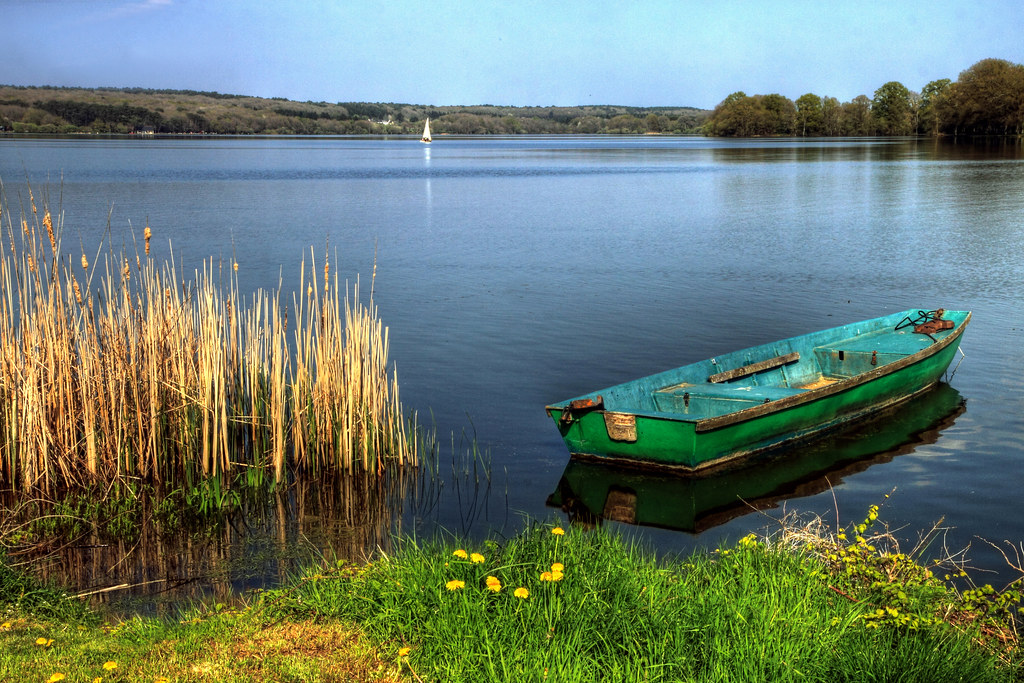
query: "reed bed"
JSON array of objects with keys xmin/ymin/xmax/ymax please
[{"xmin": 0, "ymin": 182, "xmax": 417, "ymax": 495}]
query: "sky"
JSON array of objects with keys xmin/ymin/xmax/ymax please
[{"xmin": 3, "ymin": 0, "xmax": 1023, "ymax": 109}]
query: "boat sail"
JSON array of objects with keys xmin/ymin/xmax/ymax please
[{"xmin": 421, "ymin": 118, "xmax": 432, "ymax": 143}]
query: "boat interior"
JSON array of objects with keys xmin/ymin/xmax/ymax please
[{"xmin": 606, "ymin": 312, "xmax": 969, "ymax": 421}]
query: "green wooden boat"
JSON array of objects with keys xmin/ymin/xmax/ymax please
[
  {"xmin": 546, "ymin": 383, "xmax": 966, "ymax": 533},
  {"xmin": 545, "ymin": 309, "xmax": 970, "ymax": 472}
]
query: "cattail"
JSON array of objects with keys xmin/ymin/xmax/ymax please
[
  {"xmin": 43, "ymin": 211, "xmax": 55, "ymax": 250},
  {"xmin": 27, "ymin": 254, "xmax": 35, "ymax": 273},
  {"xmin": 22, "ymin": 219, "xmax": 29, "ymax": 237},
  {"xmin": 81, "ymin": 254, "xmax": 89, "ymax": 270},
  {"xmin": 122, "ymin": 257, "xmax": 131, "ymax": 282},
  {"xmin": 324, "ymin": 259, "xmax": 329, "ymax": 290},
  {"xmin": 233, "ymin": 261, "xmax": 238, "ymax": 272},
  {"xmin": 307, "ymin": 284, "xmax": 313, "ymax": 298},
  {"xmin": 144, "ymin": 225, "xmax": 152, "ymax": 256},
  {"xmin": 71, "ymin": 274, "xmax": 83, "ymax": 305}
]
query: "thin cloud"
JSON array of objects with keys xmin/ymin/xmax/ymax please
[{"xmin": 107, "ymin": 0, "xmax": 174, "ymax": 19}]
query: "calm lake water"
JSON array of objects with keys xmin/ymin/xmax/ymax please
[{"xmin": 2, "ymin": 135, "xmax": 1023, "ymax": 605}]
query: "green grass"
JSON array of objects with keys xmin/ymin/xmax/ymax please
[
  {"xmin": 2, "ymin": 516, "xmax": 1022, "ymax": 682},
  {"xmin": 262, "ymin": 520, "xmax": 1022, "ymax": 682}
]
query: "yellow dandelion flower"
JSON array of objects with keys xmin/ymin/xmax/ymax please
[
  {"xmin": 551, "ymin": 562, "xmax": 564, "ymax": 572},
  {"xmin": 398, "ymin": 646, "xmax": 411, "ymax": 657},
  {"xmin": 93, "ymin": 678, "xmax": 102, "ymax": 683},
  {"xmin": 551, "ymin": 570, "xmax": 564, "ymax": 581},
  {"xmin": 1, "ymin": 621, "xmax": 10, "ymax": 630},
  {"xmin": 514, "ymin": 587, "xmax": 529, "ymax": 599},
  {"xmin": 445, "ymin": 579, "xmax": 465, "ymax": 591},
  {"xmin": 485, "ymin": 576, "xmax": 502, "ymax": 592},
  {"xmin": 36, "ymin": 637, "xmax": 53, "ymax": 646},
  {"xmin": 47, "ymin": 674, "xmax": 66, "ymax": 683},
  {"xmin": 470, "ymin": 552, "xmax": 485, "ymax": 564},
  {"xmin": 155, "ymin": 678, "xmax": 170, "ymax": 683},
  {"xmin": 540, "ymin": 571, "xmax": 554, "ymax": 581},
  {"xmin": 103, "ymin": 661, "xmax": 118, "ymax": 671},
  {"xmin": 452, "ymin": 549, "xmax": 468, "ymax": 559},
  {"xmin": 551, "ymin": 527, "xmax": 565, "ymax": 535}
]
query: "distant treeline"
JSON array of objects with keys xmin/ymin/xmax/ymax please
[
  {"xmin": 706, "ymin": 58, "xmax": 1024, "ymax": 137},
  {"xmin": 0, "ymin": 86, "xmax": 707, "ymax": 136},
  {"xmin": 3, "ymin": 57, "xmax": 1020, "ymax": 138}
]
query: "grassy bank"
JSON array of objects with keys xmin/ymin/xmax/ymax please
[{"xmin": 3, "ymin": 510, "xmax": 1022, "ymax": 682}]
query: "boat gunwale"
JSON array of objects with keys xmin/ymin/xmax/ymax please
[
  {"xmin": 545, "ymin": 312, "xmax": 970, "ymax": 431},
  {"xmin": 690, "ymin": 312, "xmax": 970, "ymax": 432}
]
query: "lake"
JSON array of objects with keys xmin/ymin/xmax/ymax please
[{"xmin": 2, "ymin": 135, "xmax": 1023, "ymax": 606}]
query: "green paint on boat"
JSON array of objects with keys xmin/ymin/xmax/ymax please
[
  {"xmin": 545, "ymin": 309, "xmax": 970, "ymax": 472},
  {"xmin": 547, "ymin": 383, "xmax": 966, "ymax": 533}
]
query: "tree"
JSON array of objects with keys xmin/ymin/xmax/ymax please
[
  {"xmin": 872, "ymin": 81, "xmax": 914, "ymax": 135},
  {"xmin": 919, "ymin": 79, "xmax": 952, "ymax": 135},
  {"xmin": 795, "ymin": 93, "xmax": 824, "ymax": 136},
  {"xmin": 821, "ymin": 96, "xmax": 843, "ymax": 136},
  {"xmin": 761, "ymin": 94, "xmax": 797, "ymax": 135},
  {"xmin": 951, "ymin": 58, "xmax": 1024, "ymax": 135},
  {"xmin": 841, "ymin": 95, "xmax": 874, "ymax": 135}
]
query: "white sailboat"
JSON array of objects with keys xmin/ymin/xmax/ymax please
[{"xmin": 421, "ymin": 118, "xmax": 432, "ymax": 143}]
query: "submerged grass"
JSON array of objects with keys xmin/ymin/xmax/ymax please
[
  {"xmin": 2, "ymin": 507, "xmax": 1023, "ymax": 681},
  {"xmin": 0, "ymin": 181, "xmax": 418, "ymax": 496}
]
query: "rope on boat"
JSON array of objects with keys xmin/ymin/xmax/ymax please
[
  {"xmin": 895, "ymin": 309, "xmax": 954, "ymax": 342},
  {"xmin": 895, "ymin": 309, "xmax": 944, "ymax": 331}
]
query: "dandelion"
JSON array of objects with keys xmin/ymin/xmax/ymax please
[
  {"xmin": 470, "ymin": 552, "xmax": 485, "ymax": 564},
  {"xmin": 485, "ymin": 576, "xmax": 502, "ymax": 592},
  {"xmin": 514, "ymin": 587, "xmax": 529, "ymax": 599},
  {"xmin": 93, "ymin": 678, "xmax": 102, "ymax": 683},
  {"xmin": 36, "ymin": 637, "xmax": 54, "ymax": 647},
  {"xmin": 47, "ymin": 674, "xmax": 65, "ymax": 683},
  {"xmin": 540, "ymin": 571, "xmax": 553, "ymax": 581},
  {"xmin": 398, "ymin": 646, "xmax": 411, "ymax": 657},
  {"xmin": 155, "ymin": 678, "xmax": 170, "ymax": 683},
  {"xmin": 551, "ymin": 527, "xmax": 565, "ymax": 536},
  {"xmin": 1, "ymin": 621, "xmax": 10, "ymax": 630},
  {"xmin": 103, "ymin": 661, "xmax": 118, "ymax": 671},
  {"xmin": 550, "ymin": 563, "xmax": 563, "ymax": 572},
  {"xmin": 452, "ymin": 549, "xmax": 468, "ymax": 559},
  {"xmin": 445, "ymin": 580, "xmax": 465, "ymax": 591}
]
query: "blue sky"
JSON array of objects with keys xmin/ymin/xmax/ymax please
[{"xmin": 4, "ymin": 0, "xmax": 1022, "ymax": 109}]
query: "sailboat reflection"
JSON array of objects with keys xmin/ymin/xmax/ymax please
[{"xmin": 547, "ymin": 383, "xmax": 966, "ymax": 534}]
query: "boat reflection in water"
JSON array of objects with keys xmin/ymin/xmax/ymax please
[{"xmin": 547, "ymin": 383, "xmax": 966, "ymax": 534}]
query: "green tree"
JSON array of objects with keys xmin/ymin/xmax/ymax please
[
  {"xmin": 795, "ymin": 93, "xmax": 824, "ymax": 136},
  {"xmin": 919, "ymin": 79, "xmax": 952, "ymax": 135},
  {"xmin": 951, "ymin": 58, "xmax": 1024, "ymax": 135},
  {"xmin": 841, "ymin": 95, "xmax": 874, "ymax": 135},
  {"xmin": 872, "ymin": 81, "xmax": 914, "ymax": 135},
  {"xmin": 761, "ymin": 94, "xmax": 797, "ymax": 135},
  {"xmin": 821, "ymin": 96, "xmax": 843, "ymax": 136}
]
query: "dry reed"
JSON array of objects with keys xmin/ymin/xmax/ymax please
[{"xmin": 0, "ymin": 182, "xmax": 417, "ymax": 494}]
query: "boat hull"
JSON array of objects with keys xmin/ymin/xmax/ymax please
[{"xmin": 546, "ymin": 310, "xmax": 969, "ymax": 472}]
